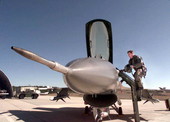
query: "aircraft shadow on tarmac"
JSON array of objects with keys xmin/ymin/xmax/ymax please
[
  {"xmin": 7, "ymin": 107, "xmax": 148, "ymax": 122},
  {"xmin": 108, "ymin": 114, "xmax": 148, "ymax": 122},
  {"xmin": 154, "ymin": 110, "xmax": 169, "ymax": 112}
]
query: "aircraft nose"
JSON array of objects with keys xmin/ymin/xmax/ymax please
[{"xmin": 63, "ymin": 58, "xmax": 119, "ymax": 94}]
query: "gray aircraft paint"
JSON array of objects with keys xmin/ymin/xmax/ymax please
[{"xmin": 64, "ymin": 58, "xmax": 118, "ymax": 94}]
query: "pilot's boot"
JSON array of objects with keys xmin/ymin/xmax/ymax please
[
  {"xmin": 137, "ymin": 89, "xmax": 142, "ymax": 101},
  {"xmin": 136, "ymin": 81, "xmax": 143, "ymax": 101},
  {"xmin": 134, "ymin": 70, "xmax": 143, "ymax": 101}
]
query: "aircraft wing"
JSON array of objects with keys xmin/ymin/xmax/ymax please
[{"xmin": 86, "ymin": 19, "xmax": 113, "ymax": 63}]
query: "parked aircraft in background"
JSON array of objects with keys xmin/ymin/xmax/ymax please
[
  {"xmin": 50, "ymin": 88, "xmax": 70, "ymax": 102},
  {"xmin": 159, "ymin": 87, "xmax": 166, "ymax": 93}
]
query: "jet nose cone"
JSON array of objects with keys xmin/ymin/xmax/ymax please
[
  {"xmin": 11, "ymin": 46, "xmax": 20, "ymax": 53},
  {"xmin": 11, "ymin": 46, "xmax": 22, "ymax": 54},
  {"xmin": 11, "ymin": 46, "xmax": 32, "ymax": 59},
  {"xmin": 11, "ymin": 46, "xmax": 21, "ymax": 52},
  {"xmin": 64, "ymin": 58, "xmax": 119, "ymax": 94}
]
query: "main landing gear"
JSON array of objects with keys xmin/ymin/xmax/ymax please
[
  {"xmin": 84, "ymin": 103, "xmax": 123, "ymax": 122},
  {"xmin": 84, "ymin": 106, "xmax": 93, "ymax": 114}
]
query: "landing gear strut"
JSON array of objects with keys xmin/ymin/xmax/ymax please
[
  {"xmin": 84, "ymin": 106, "xmax": 90, "ymax": 114},
  {"xmin": 84, "ymin": 106, "xmax": 92, "ymax": 114},
  {"xmin": 95, "ymin": 109, "xmax": 103, "ymax": 122}
]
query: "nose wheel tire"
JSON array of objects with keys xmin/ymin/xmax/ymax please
[
  {"xmin": 118, "ymin": 107, "xmax": 123, "ymax": 115},
  {"xmin": 84, "ymin": 106, "xmax": 90, "ymax": 114}
]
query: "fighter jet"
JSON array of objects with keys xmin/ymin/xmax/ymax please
[
  {"xmin": 11, "ymin": 19, "xmax": 157, "ymax": 122},
  {"xmin": 159, "ymin": 87, "xmax": 166, "ymax": 93},
  {"xmin": 50, "ymin": 88, "xmax": 70, "ymax": 102},
  {"xmin": 142, "ymin": 89, "xmax": 159, "ymax": 104}
]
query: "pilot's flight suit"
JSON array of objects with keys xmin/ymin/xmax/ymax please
[{"xmin": 128, "ymin": 55, "xmax": 145, "ymax": 100}]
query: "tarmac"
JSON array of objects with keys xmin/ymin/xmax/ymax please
[{"xmin": 0, "ymin": 96, "xmax": 170, "ymax": 122}]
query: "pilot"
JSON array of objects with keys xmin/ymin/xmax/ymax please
[{"xmin": 125, "ymin": 50, "xmax": 147, "ymax": 101}]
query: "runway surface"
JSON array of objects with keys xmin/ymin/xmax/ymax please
[{"xmin": 0, "ymin": 96, "xmax": 169, "ymax": 122}]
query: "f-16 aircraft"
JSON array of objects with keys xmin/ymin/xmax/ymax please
[
  {"xmin": 11, "ymin": 19, "xmax": 157, "ymax": 122},
  {"xmin": 50, "ymin": 88, "xmax": 70, "ymax": 102},
  {"xmin": 159, "ymin": 87, "xmax": 166, "ymax": 93}
]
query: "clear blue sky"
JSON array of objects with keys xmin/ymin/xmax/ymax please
[{"xmin": 0, "ymin": 0, "xmax": 170, "ymax": 89}]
